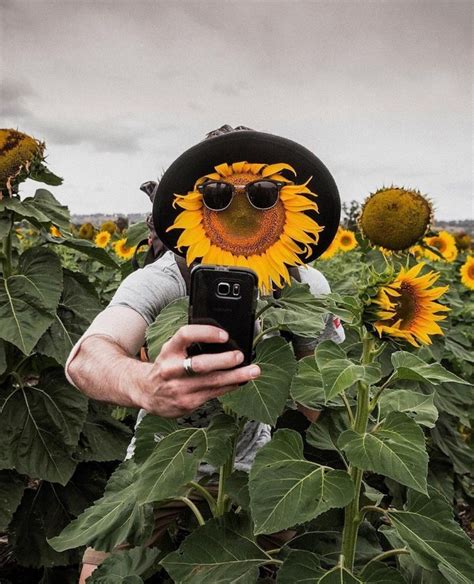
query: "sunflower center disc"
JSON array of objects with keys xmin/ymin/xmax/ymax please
[
  {"xmin": 202, "ymin": 173, "xmax": 286, "ymax": 255},
  {"xmin": 395, "ymin": 283, "xmax": 419, "ymax": 327}
]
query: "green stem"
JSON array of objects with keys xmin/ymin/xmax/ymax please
[
  {"xmin": 187, "ymin": 481, "xmax": 217, "ymax": 516},
  {"xmin": 341, "ymin": 332, "xmax": 374, "ymax": 570},
  {"xmin": 341, "ymin": 393, "xmax": 355, "ymax": 426},
  {"xmin": 255, "ymin": 302, "xmax": 274, "ymax": 319},
  {"xmin": 253, "ymin": 325, "xmax": 280, "ymax": 348},
  {"xmin": 358, "ymin": 505, "xmax": 387, "ymax": 521},
  {"xmin": 175, "ymin": 497, "xmax": 206, "ymax": 526},
  {"xmin": 369, "ymin": 372, "xmax": 396, "ymax": 411},
  {"xmin": 363, "ymin": 548, "xmax": 409, "ymax": 571}
]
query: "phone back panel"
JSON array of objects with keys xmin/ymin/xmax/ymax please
[{"xmin": 188, "ymin": 265, "xmax": 258, "ymax": 365}]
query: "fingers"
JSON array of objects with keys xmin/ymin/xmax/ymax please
[
  {"xmin": 162, "ymin": 325, "xmax": 229, "ymax": 356},
  {"xmin": 157, "ymin": 350, "xmax": 244, "ymax": 380},
  {"xmin": 187, "ymin": 363, "xmax": 261, "ymax": 393}
]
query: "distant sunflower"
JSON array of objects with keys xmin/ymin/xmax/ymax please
[
  {"xmin": 114, "ymin": 238, "xmax": 136, "ymax": 260},
  {"xmin": 100, "ymin": 220, "xmax": 117, "ymax": 235},
  {"xmin": 372, "ymin": 262, "xmax": 449, "ymax": 347},
  {"xmin": 166, "ymin": 161, "xmax": 323, "ymax": 291},
  {"xmin": 338, "ymin": 228, "xmax": 357, "ymax": 252},
  {"xmin": 49, "ymin": 226, "xmax": 61, "ymax": 238},
  {"xmin": 423, "ymin": 231, "xmax": 458, "ymax": 262},
  {"xmin": 95, "ymin": 230, "xmax": 111, "ymax": 248},
  {"xmin": 460, "ymin": 256, "xmax": 474, "ymax": 291},
  {"xmin": 358, "ymin": 187, "xmax": 432, "ymax": 251},
  {"xmin": 79, "ymin": 222, "xmax": 95, "ymax": 241}
]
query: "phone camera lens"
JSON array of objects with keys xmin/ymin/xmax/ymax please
[
  {"xmin": 232, "ymin": 283, "xmax": 240, "ymax": 296},
  {"xmin": 217, "ymin": 282, "xmax": 230, "ymax": 296}
]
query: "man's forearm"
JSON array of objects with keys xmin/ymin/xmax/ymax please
[{"xmin": 67, "ymin": 335, "xmax": 151, "ymax": 408}]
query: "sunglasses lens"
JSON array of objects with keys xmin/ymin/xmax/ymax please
[
  {"xmin": 202, "ymin": 182, "xmax": 233, "ymax": 210},
  {"xmin": 247, "ymin": 181, "xmax": 280, "ymax": 209}
]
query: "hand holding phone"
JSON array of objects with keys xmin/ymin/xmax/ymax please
[{"xmin": 188, "ymin": 265, "xmax": 258, "ymax": 366}]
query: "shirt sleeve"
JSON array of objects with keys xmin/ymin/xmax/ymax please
[{"xmin": 291, "ymin": 265, "xmax": 345, "ymax": 352}]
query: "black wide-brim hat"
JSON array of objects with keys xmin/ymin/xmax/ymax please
[{"xmin": 153, "ymin": 130, "xmax": 340, "ymax": 263}]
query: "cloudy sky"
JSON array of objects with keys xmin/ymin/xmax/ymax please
[{"xmin": 1, "ymin": 0, "xmax": 472, "ymax": 220}]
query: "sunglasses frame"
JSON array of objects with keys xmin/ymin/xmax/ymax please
[{"xmin": 197, "ymin": 179, "xmax": 285, "ymax": 212}]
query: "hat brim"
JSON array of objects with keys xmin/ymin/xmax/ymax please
[{"xmin": 154, "ymin": 130, "xmax": 340, "ymax": 263}]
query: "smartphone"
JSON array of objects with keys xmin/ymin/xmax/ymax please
[{"xmin": 188, "ymin": 265, "xmax": 258, "ymax": 366}]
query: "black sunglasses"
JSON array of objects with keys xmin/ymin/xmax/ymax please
[{"xmin": 197, "ymin": 179, "xmax": 285, "ymax": 212}]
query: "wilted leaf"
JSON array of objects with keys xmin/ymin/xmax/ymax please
[
  {"xmin": 249, "ymin": 429, "xmax": 354, "ymax": 534},
  {"xmin": 161, "ymin": 513, "xmax": 270, "ymax": 583},
  {"xmin": 146, "ymin": 297, "xmax": 188, "ymax": 361},
  {"xmin": 338, "ymin": 412, "xmax": 428, "ymax": 493},
  {"xmin": 379, "ymin": 390, "xmax": 438, "ymax": 428},
  {"xmin": 221, "ymin": 337, "xmax": 297, "ymax": 425}
]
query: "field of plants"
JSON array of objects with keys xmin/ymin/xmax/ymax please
[{"xmin": 0, "ymin": 130, "xmax": 473, "ymax": 583}]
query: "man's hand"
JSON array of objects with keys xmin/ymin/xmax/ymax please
[{"xmin": 137, "ymin": 325, "xmax": 261, "ymax": 418}]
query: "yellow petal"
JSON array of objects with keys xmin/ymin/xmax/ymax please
[
  {"xmin": 262, "ymin": 163, "xmax": 297, "ymax": 178},
  {"xmin": 215, "ymin": 163, "xmax": 232, "ymax": 177}
]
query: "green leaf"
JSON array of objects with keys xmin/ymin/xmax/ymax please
[
  {"xmin": 0, "ymin": 339, "xmax": 6, "ymax": 376},
  {"xmin": 134, "ymin": 413, "xmax": 179, "ymax": 463},
  {"xmin": 49, "ymin": 460, "xmax": 154, "ymax": 552},
  {"xmin": 226, "ymin": 470, "xmax": 250, "ymax": 510},
  {"xmin": 430, "ymin": 414, "xmax": 474, "ymax": 476},
  {"xmin": 146, "ymin": 297, "xmax": 188, "ymax": 361},
  {"xmin": 125, "ymin": 221, "xmax": 149, "ymax": 247},
  {"xmin": 307, "ymin": 411, "xmax": 349, "ymax": 452},
  {"xmin": 24, "ymin": 189, "xmax": 70, "ymax": 231},
  {"xmin": 316, "ymin": 341, "xmax": 381, "ymax": 402},
  {"xmin": 0, "ymin": 247, "xmax": 62, "ymax": 354},
  {"xmin": 46, "ymin": 234, "xmax": 120, "ymax": 268},
  {"xmin": 29, "ymin": 165, "xmax": 63, "ymax": 187},
  {"xmin": 0, "ymin": 194, "xmax": 55, "ymax": 226},
  {"xmin": 221, "ymin": 337, "xmax": 297, "ymax": 425},
  {"xmin": 338, "ymin": 412, "xmax": 428, "ymax": 493},
  {"xmin": 0, "ymin": 370, "xmax": 88, "ymax": 484},
  {"xmin": 0, "ymin": 214, "xmax": 11, "ymax": 238},
  {"xmin": 360, "ymin": 561, "xmax": 407, "ymax": 583},
  {"xmin": 391, "ymin": 352, "xmax": 467, "ymax": 385},
  {"xmin": 388, "ymin": 489, "xmax": 474, "ymax": 584},
  {"xmin": 78, "ymin": 402, "xmax": 132, "ymax": 462},
  {"xmin": 249, "ymin": 429, "xmax": 354, "ymax": 534},
  {"xmin": 263, "ymin": 305, "xmax": 326, "ymax": 338},
  {"xmin": 161, "ymin": 513, "xmax": 270, "ymax": 583},
  {"xmin": 134, "ymin": 428, "xmax": 207, "ymax": 504},
  {"xmin": 290, "ymin": 355, "xmax": 325, "ymax": 410},
  {"xmin": 36, "ymin": 269, "xmax": 102, "ymax": 365},
  {"xmin": 204, "ymin": 413, "xmax": 240, "ymax": 467},
  {"xmin": 87, "ymin": 547, "xmax": 160, "ymax": 584},
  {"xmin": 277, "ymin": 549, "xmax": 325, "ymax": 582},
  {"xmin": 0, "ymin": 469, "xmax": 26, "ymax": 531},
  {"xmin": 379, "ymin": 390, "xmax": 438, "ymax": 428}
]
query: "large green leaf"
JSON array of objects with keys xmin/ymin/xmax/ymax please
[
  {"xmin": 204, "ymin": 413, "xmax": 240, "ymax": 467},
  {"xmin": 263, "ymin": 305, "xmax": 326, "ymax": 338},
  {"xmin": 379, "ymin": 390, "xmax": 438, "ymax": 428},
  {"xmin": 0, "ymin": 194, "xmax": 55, "ymax": 226},
  {"xmin": 24, "ymin": 189, "xmax": 71, "ymax": 232},
  {"xmin": 88, "ymin": 547, "xmax": 160, "ymax": 584},
  {"xmin": 277, "ymin": 551, "xmax": 363, "ymax": 583},
  {"xmin": 360, "ymin": 561, "xmax": 407, "ymax": 583},
  {"xmin": 77, "ymin": 402, "xmax": 132, "ymax": 463},
  {"xmin": 388, "ymin": 490, "xmax": 474, "ymax": 584},
  {"xmin": 391, "ymin": 352, "xmax": 467, "ymax": 385},
  {"xmin": 134, "ymin": 428, "xmax": 207, "ymax": 504},
  {"xmin": 0, "ymin": 469, "xmax": 26, "ymax": 531},
  {"xmin": 133, "ymin": 414, "xmax": 179, "ymax": 463},
  {"xmin": 249, "ymin": 429, "xmax": 354, "ymax": 534},
  {"xmin": 0, "ymin": 247, "xmax": 62, "ymax": 354},
  {"xmin": 146, "ymin": 297, "xmax": 188, "ymax": 360},
  {"xmin": 36, "ymin": 269, "xmax": 102, "ymax": 365},
  {"xmin": 221, "ymin": 337, "xmax": 297, "ymax": 425},
  {"xmin": 0, "ymin": 370, "xmax": 88, "ymax": 484},
  {"xmin": 46, "ymin": 234, "xmax": 120, "ymax": 268},
  {"xmin": 49, "ymin": 460, "xmax": 154, "ymax": 552},
  {"xmin": 125, "ymin": 221, "xmax": 149, "ymax": 247},
  {"xmin": 338, "ymin": 412, "xmax": 428, "ymax": 493},
  {"xmin": 161, "ymin": 513, "xmax": 270, "ymax": 583},
  {"xmin": 290, "ymin": 355, "xmax": 325, "ymax": 410},
  {"xmin": 315, "ymin": 341, "xmax": 382, "ymax": 402}
]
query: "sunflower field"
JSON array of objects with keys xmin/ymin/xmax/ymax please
[{"xmin": 1, "ymin": 130, "xmax": 473, "ymax": 583}]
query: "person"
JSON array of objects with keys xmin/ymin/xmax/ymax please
[{"xmin": 66, "ymin": 126, "xmax": 344, "ymax": 583}]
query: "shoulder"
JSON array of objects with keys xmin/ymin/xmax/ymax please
[
  {"xmin": 297, "ymin": 265, "xmax": 331, "ymax": 295},
  {"xmin": 108, "ymin": 251, "xmax": 187, "ymax": 325}
]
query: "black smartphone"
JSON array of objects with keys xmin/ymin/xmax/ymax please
[{"xmin": 188, "ymin": 265, "xmax": 258, "ymax": 366}]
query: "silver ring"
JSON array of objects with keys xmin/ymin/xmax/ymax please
[{"xmin": 183, "ymin": 356, "xmax": 196, "ymax": 377}]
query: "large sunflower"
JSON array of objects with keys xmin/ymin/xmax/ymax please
[
  {"xmin": 423, "ymin": 231, "xmax": 458, "ymax": 262},
  {"xmin": 166, "ymin": 161, "xmax": 323, "ymax": 291},
  {"xmin": 460, "ymin": 256, "xmax": 474, "ymax": 291},
  {"xmin": 372, "ymin": 262, "xmax": 449, "ymax": 347}
]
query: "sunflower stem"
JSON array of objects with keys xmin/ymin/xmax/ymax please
[
  {"xmin": 175, "ymin": 497, "xmax": 206, "ymax": 527},
  {"xmin": 341, "ymin": 331, "xmax": 374, "ymax": 571}
]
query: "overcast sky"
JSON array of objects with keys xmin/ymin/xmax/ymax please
[{"xmin": 1, "ymin": 0, "xmax": 472, "ymax": 220}]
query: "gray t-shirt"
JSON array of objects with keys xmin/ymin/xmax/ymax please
[{"xmin": 108, "ymin": 251, "xmax": 344, "ymax": 473}]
